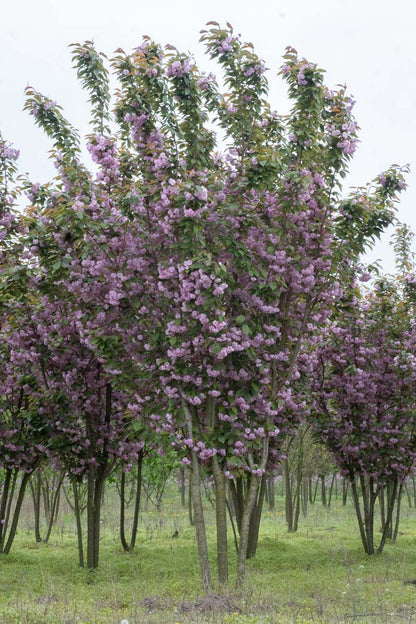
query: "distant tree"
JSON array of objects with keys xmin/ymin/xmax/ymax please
[{"xmin": 310, "ymin": 278, "xmax": 416, "ymax": 554}]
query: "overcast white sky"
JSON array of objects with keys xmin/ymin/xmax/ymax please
[{"xmin": 1, "ymin": 0, "xmax": 415, "ymax": 272}]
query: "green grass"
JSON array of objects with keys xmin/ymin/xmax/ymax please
[{"xmin": 2, "ymin": 490, "xmax": 416, "ymax": 623}]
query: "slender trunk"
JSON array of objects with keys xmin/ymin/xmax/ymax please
[
  {"xmin": 228, "ymin": 477, "xmax": 244, "ymax": 534},
  {"xmin": 379, "ymin": 486, "xmax": 386, "ymax": 534},
  {"xmin": 392, "ymin": 483, "xmax": 403, "ymax": 542},
  {"xmin": 3, "ymin": 469, "xmax": 18, "ymax": 548},
  {"xmin": 70, "ymin": 475, "xmax": 84, "ymax": 568},
  {"xmin": 237, "ymin": 435, "xmax": 270, "ymax": 585},
  {"xmin": 350, "ymin": 474, "xmax": 369, "ymax": 554},
  {"xmin": 247, "ymin": 474, "xmax": 266, "ymax": 558},
  {"xmin": 293, "ymin": 480, "xmax": 301, "ymax": 532},
  {"xmin": 129, "ymin": 449, "xmax": 143, "ymax": 551},
  {"xmin": 190, "ymin": 449, "xmax": 211, "ymax": 591},
  {"xmin": 0, "ymin": 469, "xmax": 13, "ymax": 550},
  {"xmin": 360, "ymin": 475, "xmax": 376, "ymax": 555},
  {"xmin": 387, "ymin": 483, "xmax": 395, "ymax": 539},
  {"xmin": 212, "ymin": 455, "xmax": 228, "ymax": 585},
  {"xmin": 226, "ymin": 496, "xmax": 239, "ymax": 555},
  {"xmin": 267, "ymin": 478, "xmax": 275, "ymax": 511},
  {"xmin": 378, "ymin": 478, "xmax": 398, "ymax": 554},
  {"xmin": 327, "ymin": 474, "xmax": 336, "ymax": 508},
  {"xmin": 29, "ymin": 471, "xmax": 42, "ymax": 543},
  {"xmin": 44, "ymin": 472, "xmax": 64, "ymax": 544},
  {"xmin": 86, "ymin": 467, "xmax": 106, "ymax": 569},
  {"xmin": 404, "ymin": 482, "xmax": 412, "ymax": 508},
  {"xmin": 284, "ymin": 458, "xmax": 294, "ymax": 532},
  {"xmin": 292, "ymin": 453, "xmax": 303, "ymax": 532},
  {"xmin": 119, "ymin": 470, "xmax": 130, "ymax": 552},
  {"xmin": 312, "ymin": 478, "xmax": 319, "ymax": 504},
  {"xmin": 342, "ymin": 478, "xmax": 348, "ymax": 506},
  {"xmin": 302, "ymin": 479, "xmax": 308, "ymax": 518},
  {"xmin": 237, "ymin": 473, "xmax": 260, "ymax": 583},
  {"xmin": 93, "ymin": 474, "xmax": 105, "ymax": 569},
  {"xmin": 188, "ymin": 478, "xmax": 194, "ymax": 526},
  {"xmin": 183, "ymin": 400, "xmax": 211, "ymax": 592},
  {"xmin": 179, "ymin": 467, "xmax": 186, "ymax": 508},
  {"xmin": 86, "ymin": 465, "xmax": 96, "ymax": 568},
  {"xmin": 320, "ymin": 475, "xmax": 327, "ymax": 507},
  {"xmin": 3, "ymin": 471, "xmax": 32, "ymax": 555},
  {"xmin": 308, "ymin": 477, "xmax": 313, "ymax": 504}
]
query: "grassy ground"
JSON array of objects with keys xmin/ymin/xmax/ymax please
[{"xmin": 1, "ymin": 486, "xmax": 416, "ymax": 623}]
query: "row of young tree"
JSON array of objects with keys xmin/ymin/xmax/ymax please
[
  {"xmin": 6, "ymin": 446, "xmax": 416, "ymax": 556},
  {"xmin": 0, "ymin": 23, "xmax": 414, "ymax": 589}
]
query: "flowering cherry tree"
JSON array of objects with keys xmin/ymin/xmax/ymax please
[
  {"xmin": 309, "ymin": 279, "xmax": 416, "ymax": 554},
  {"xmin": 9, "ymin": 24, "xmax": 407, "ymax": 585},
  {"xmin": 0, "ymin": 137, "xmax": 50, "ymax": 554}
]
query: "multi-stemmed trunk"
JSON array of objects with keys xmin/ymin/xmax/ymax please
[
  {"xmin": 29, "ymin": 468, "xmax": 64, "ymax": 544},
  {"xmin": 349, "ymin": 473, "xmax": 399, "ymax": 555},
  {"xmin": 183, "ymin": 393, "xmax": 271, "ymax": 589},
  {"xmin": 228, "ymin": 473, "xmax": 267, "ymax": 558}
]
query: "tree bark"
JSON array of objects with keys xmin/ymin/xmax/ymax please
[
  {"xmin": 3, "ymin": 471, "xmax": 32, "ymax": 555},
  {"xmin": 350, "ymin": 474, "xmax": 370, "ymax": 554},
  {"xmin": 29, "ymin": 471, "xmax": 42, "ymax": 542},
  {"xmin": 183, "ymin": 400, "xmax": 211, "ymax": 592},
  {"xmin": 212, "ymin": 455, "xmax": 228, "ymax": 585},
  {"xmin": 247, "ymin": 474, "xmax": 266, "ymax": 558},
  {"xmin": 70, "ymin": 474, "xmax": 84, "ymax": 568},
  {"xmin": 86, "ymin": 466, "xmax": 106, "ymax": 569},
  {"xmin": 0, "ymin": 469, "xmax": 13, "ymax": 551}
]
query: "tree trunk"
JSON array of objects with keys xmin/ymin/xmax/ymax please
[
  {"xmin": 302, "ymin": 479, "xmax": 308, "ymax": 518},
  {"xmin": 404, "ymin": 481, "xmax": 412, "ymax": 508},
  {"xmin": 350, "ymin": 474, "xmax": 370, "ymax": 554},
  {"xmin": 342, "ymin": 478, "xmax": 349, "ymax": 506},
  {"xmin": 86, "ymin": 466, "xmax": 106, "ymax": 569},
  {"xmin": 378, "ymin": 478, "xmax": 398, "ymax": 554},
  {"xmin": 183, "ymin": 400, "xmax": 211, "ymax": 592},
  {"xmin": 119, "ymin": 470, "xmax": 129, "ymax": 552},
  {"xmin": 247, "ymin": 474, "xmax": 266, "ymax": 558},
  {"xmin": 312, "ymin": 477, "xmax": 319, "ymax": 504},
  {"xmin": 70, "ymin": 475, "xmax": 84, "ymax": 568},
  {"xmin": 327, "ymin": 474, "xmax": 336, "ymax": 508},
  {"xmin": 129, "ymin": 448, "xmax": 143, "ymax": 550},
  {"xmin": 212, "ymin": 455, "xmax": 228, "ymax": 585},
  {"xmin": 237, "ymin": 435, "xmax": 270, "ymax": 585},
  {"xmin": 237, "ymin": 473, "xmax": 260, "ymax": 583},
  {"xmin": 2, "ymin": 471, "xmax": 33, "ymax": 555},
  {"xmin": 179, "ymin": 467, "xmax": 186, "ymax": 508},
  {"xmin": 284, "ymin": 458, "xmax": 294, "ymax": 532},
  {"xmin": 119, "ymin": 449, "xmax": 143, "ymax": 552},
  {"xmin": 392, "ymin": 483, "xmax": 403, "ymax": 542},
  {"xmin": 43, "ymin": 472, "xmax": 64, "ymax": 544},
  {"xmin": 320, "ymin": 475, "xmax": 327, "ymax": 507},
  {"xmin": 188, "ymin": 478, "xmax": 194, "ymax": 526},
  {"xmin": 267, "ymin": 478, "xmax": 275, "ymax": 511},
  {"xmin": 29, "ymin": 471, "xmax": 43, "ymax": 543},
  {"xmin": 228, "ymin": 476, "xmax": 244, "ymax": 535},
  {"xmin": 0, "ymin": 469, "xmax": 14, "ymax": 551}
]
